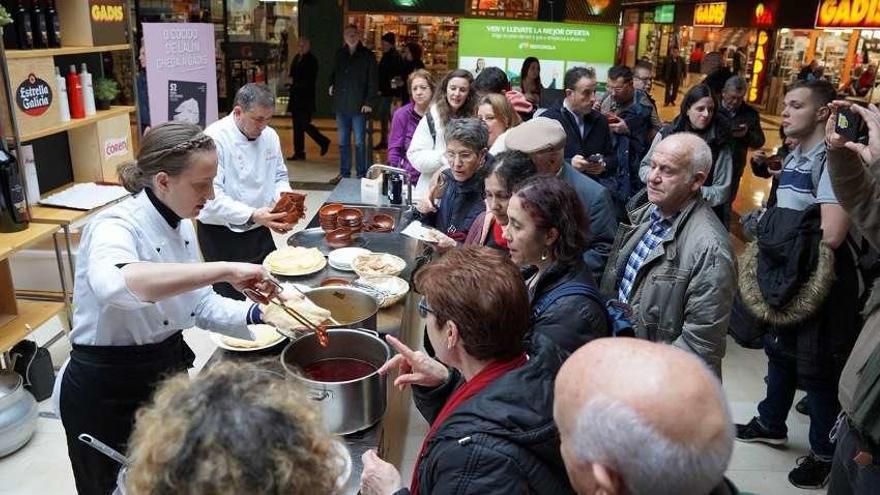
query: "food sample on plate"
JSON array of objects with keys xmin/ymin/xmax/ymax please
[
  {"xmin": 421, "ymin": 228, "xmax": 446, "ymax": 243},
  {"xmin": 352, "ymin": 253, "xmax": 406, "ymax": 276},
  {"xmin": 220, "ymin": 324, "xmax": 283, "ymax": 349},
  {"xmin": 264, "ymin": 246, "xmax": 326, "ymax": 275},
  {"xmin": 271, "ymin": 192, "xmax": 307, "ymax": 224}
]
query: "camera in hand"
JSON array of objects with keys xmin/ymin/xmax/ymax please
[
  {"xmin": 836, "ymin": 107, "xmax": 868, "ymax": 144},
  {"xmin": 587, "ymin": 153, "xmax": 604, "ymax": 163}
]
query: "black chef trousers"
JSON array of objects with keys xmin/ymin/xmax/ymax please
[
  {"xmin": 196, "ymin": 222, "xmax": 277, "ymax": 300},
  {"xmin": 60, "ymin": 332, "xmax": 194, "ymax": 495}
]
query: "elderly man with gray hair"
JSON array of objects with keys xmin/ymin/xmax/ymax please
[
  {"xmin": 554, "ymin": 338, "xmax": 737, "ymax": 495},
  {"xmin": 718, "ymin": 75, "xmax": 765, "ymax": 227},
  {"xmin": 198, "ymin": 83, "xmax": 294, "ymax": 299},
  {"xmin": 600, "ymin": 133, "xmax": 735, "ymax": 376}
]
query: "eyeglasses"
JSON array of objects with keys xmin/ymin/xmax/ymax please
[
  {"xmin": 444, "ymin": 150, "xmax": 476, "ymax": 163},
  {"xmin": 418, "ymin": 296, "xmax": 435, "ymax": 318}
]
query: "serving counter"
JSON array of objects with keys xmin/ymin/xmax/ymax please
[{"xmin": 205, "ymin": 179, "xmax": 424, "ymax": 494}]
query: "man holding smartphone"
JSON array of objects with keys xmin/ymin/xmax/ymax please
[{"xmin": 718, "ymin": 75, "xmax": 765, "ymax": 227}]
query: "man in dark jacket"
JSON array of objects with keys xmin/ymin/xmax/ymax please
[
  {"xmin": 506, "ymin": 117, "xmax": 617, "ymax": 280},
  {"xmin": 555, "ymin": 338, "xmax": 737, "ymax": 495},
  {"xmin": 375, "ymin": 32, "xmax": 403, "ymax": 150},
  {"xmin": 287, "ymin": 36, "xmax": 330, "ymax": 161},
  {"xmin": 542, "ymin": 66, "xmax": 618, "ymax": 181},
  {"xmin": 329, "ymin": 24, "xmax": 378, "ymax": 181},
  {"xmin": 717, "ymin": 75, "xmax": 765, "ymax": 226},
  {"xmin": 663, "ymin": 47, "xmax": 687, "ymax": 106}
]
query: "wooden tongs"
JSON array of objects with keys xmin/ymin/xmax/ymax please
[{"xmin": 244, "ymin": 279, "xmax": 329, "ymax": 347}]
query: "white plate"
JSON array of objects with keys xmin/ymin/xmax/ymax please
[
  {"xmin": 328, "ymin": 259, "xmax": 355, "ymax": 272},
  {"xmin": 328, "ymin": 247, "xmax": 371, "ymax": 270},
  {"xmin": 210, "ymin": 324, "xmax": 286, "ymax": 352}
]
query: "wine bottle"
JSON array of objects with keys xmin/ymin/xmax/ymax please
[
  {"xmin": 45, "ymin": 0, "xmax": 61, "ymax": 48},
  {"xmin": 31, "ymin": 0, "xmax": 48, "ymax": 49},
  {"xmin": 14, "ymin": 1, "xmax": 34, "ymax": 50}
]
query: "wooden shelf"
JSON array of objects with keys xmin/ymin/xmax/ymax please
[
  {"xmin": 4, "ymin": 44, "xmax": 131, "ymax": 59},
  {"xmin": 0, "ymin": 222, "xmax": 61, "ymax": 262},
  {"xmin": 20, "ymin": 105, "xmax": 136, "ymax": 142},
  {"xmin": 0, "ymin": 299, "xmax": 66, "ymax": 352},
  {"xmin": 30, "ymin": 205, "xmax": 92, "ymax": 225}
]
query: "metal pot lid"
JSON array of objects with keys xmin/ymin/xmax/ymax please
[{"xmin": 0, "ymin": 373, "xmax": 23, "ymax": 399}]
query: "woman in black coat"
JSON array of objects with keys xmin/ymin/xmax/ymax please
[{"xmin": 503, "ymin": 175, "xmax": 609, "ymax": 353}]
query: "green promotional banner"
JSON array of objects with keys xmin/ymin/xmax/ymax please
[{"xmin": 458, "ymin": 18, "xmax": 618, "ymax": 88}]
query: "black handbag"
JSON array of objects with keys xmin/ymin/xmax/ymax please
[{"xmin": 10, "ymin": 340, "xmax": 55, "ymax": 401}]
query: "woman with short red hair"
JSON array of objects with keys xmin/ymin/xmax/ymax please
[{"xmin": 359, "ymin": 247, "xmax": 575, "ymax": 495}]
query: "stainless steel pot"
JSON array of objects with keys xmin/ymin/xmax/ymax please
[
  {"xmin": 0, "ymin": 372, "xmax": 38, "ymax": 457},
  {"xmin": 305, "ymin": 287, "xmax": 379, "ymax": 331},
  {"xmin": 281, "ymin": 329, "xmax": 390, "ymax": 435}
]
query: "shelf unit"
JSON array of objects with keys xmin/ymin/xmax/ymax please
[
  {"xmin": 4, "ymin": 44, "xmax": 131, "ymax": 59},
  {"xmin": 0, "ymin": 223, "xmax": 68, "ymax": 353},
  {"xmin": 20, "ymin": 106, "xmax": 136, "ymax": 142}
]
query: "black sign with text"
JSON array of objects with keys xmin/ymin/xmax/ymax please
[{"xmin": 15, "ymin": 73, "xmax": 53, "ymax": 117}]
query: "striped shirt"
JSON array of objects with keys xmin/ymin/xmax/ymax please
[
  {"xmin": 618, "ymin": 208, "xmax": 675, "ymax": 303},
  {"xmin": 776, "ymin": 141, "xmax": 838, "ymax": 211}
]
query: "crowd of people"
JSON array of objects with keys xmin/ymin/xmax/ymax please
[{"xmin": 56, "ymin": 24, "xmax": 880, "ymax": 495}]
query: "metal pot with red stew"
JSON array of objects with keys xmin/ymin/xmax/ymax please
[{"xmin": 281, "ymin": 328, "xmax": 390, "ymax": 435}]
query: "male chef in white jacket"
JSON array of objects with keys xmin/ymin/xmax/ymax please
[{"xmin": 197, "ymin": 83, "xmax": 294, "ymax": 299}]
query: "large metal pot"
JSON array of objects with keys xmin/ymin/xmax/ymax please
[
  {"xmin": 305, "ymin": 287, "xmax": 379, "ymax": 331},
  {"xmin": 0, "ymin": 372, "xmax": 38, "ymax": 456},
  {"xmin": 281, "ymin": 329, "xmax": 390, "ymax": 435}
]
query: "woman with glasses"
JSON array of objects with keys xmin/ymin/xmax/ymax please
[
  {"xmin": 360, "ymin": 247, "xmax": 575, "ymax": 495},
  {"xmin": 464, "ymin": 150, "xmax": 536, "ymax": 252},
  {"xmin": 407, "ymin": 69, "xmax": 478, "ymax": 200},
  {"xmin": 503, "ymin": 175, "xmax": 609, "ymax": 353},
  {"xmin": 415, "ymin": 118, "xmax": 488, "ymax": 245},
  {"xmin": 638, "ymin": 84, "xmax": 733, "ymax": 221}
]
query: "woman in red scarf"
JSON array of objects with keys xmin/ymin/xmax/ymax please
[{"xmin": 360, "ymin": 247, "xmax": 575, "ymax": 495}]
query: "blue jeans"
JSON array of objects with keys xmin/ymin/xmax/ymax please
[
  {"xmin": 757, "ymin": 334, "xmax": 840, "ymax": 459},
  {"xmin": 336, "ymin": 112, "xmax": 368, "ymax": 177}
]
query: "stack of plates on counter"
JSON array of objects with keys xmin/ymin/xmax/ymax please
[{"xmin": 328, "ymin": 247, "xmax": 372, "ymax": 272}]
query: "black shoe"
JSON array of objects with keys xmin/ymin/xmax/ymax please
[
  {"xmin": 735, "ymin": 417, "xmax": 787, "ymax": 445},
  {"xmin": 329, "ymin": 174, "xmax": 343, "ymax": 185},
  {"xmin": 287, "ymin": 154, "xmax": 306, "ymax": 161},
  {"xmin": 788, "ymin": 454, "xmax": 831, "ymax": 489},
  {"xmin": 795, "ymin": 396, "xmax": 809, "ymax": 415},
  {"xmin": 320, "ymin": 141, "xmax": 330, "ymax": 156}
]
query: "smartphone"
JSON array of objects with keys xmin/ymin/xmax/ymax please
[
  {"xmin": 836, "ymin": 107, "xmax": 868, "ymax": 143},
  {"xmin": 587, "ymin": 153, "xmax": 604, "ymax": 163}
]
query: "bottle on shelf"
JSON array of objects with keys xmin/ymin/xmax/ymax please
[
  {"xmin": 66, "ymin": 65, "xmax": 85, "ymax": 119},
  {"xmin": 0, "ymin": 149, "xmax": 29, "ymax": 233},
  {"xmin": 45, "ymin": 0, "xmax": 61, "ymax": 48},
  {"xmin": 55, "ymin": 66, "xmax": 70, "ymax": 122},
  {"xmin": 13, "ymin": 0, "xmax": 34, "ymax": 50},
  {"xmin": 80, "ymin": 63, "xmax": 96, "ymax": 116},
  {"xmin": 30, "ymin": 0, "xmax": 48, "ymax": 49}
]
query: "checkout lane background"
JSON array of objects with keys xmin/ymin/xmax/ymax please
[{"xmin": 458, "ymin": 18, "xmax": 618, "ymax": 87}]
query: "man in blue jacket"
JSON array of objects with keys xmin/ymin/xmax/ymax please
[{"xmin": 507, "ymin": 117, "xmax": 617, "ymax": 280}]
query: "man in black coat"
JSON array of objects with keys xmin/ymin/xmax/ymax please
[
  {"xmin": 287, "ymin": 36, "xmax": 330, "ymax": 161},
  {"xmin": 663, "ymin": 47, "xmax": 687, "ymax": 106},
  {"xmin": 541, "ymin": 66, "xmax": 617, "ymax": 183},
  {"xmin": 375, "ymin": 32, "xmax": 404, "ymax": 150},
  {"xmin": 717, "ymin": 75, "xmax": 765, "ymax": 226},
  {"xmin": 329, "ymin": 24, "xmax": 378, "ymax": 181}
]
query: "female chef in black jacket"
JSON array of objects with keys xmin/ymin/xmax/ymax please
[{"xmin": 54, "ymin": 122, "xmax": 292, "ymax": 494}]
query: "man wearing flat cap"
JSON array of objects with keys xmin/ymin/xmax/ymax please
[{"xmin": 507, "ymin": 117, "xmax": 617, "ymax": 279}]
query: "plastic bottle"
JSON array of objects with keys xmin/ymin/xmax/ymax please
[
  {"xmin": 55, "ymin": 66, "xmax": 70, "ymax": 122},
  {"xmin": 80, "ymin": 63, "xmax": 96, "ymax": 116},
  {"xmin": 66, "ymin": 64, "xmax": 85, "ymax": 119}
]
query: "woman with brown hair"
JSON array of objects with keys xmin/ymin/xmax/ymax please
[
  {"xmin": 407, "ymin": 69, "xmax": 478, "ymax": 200},
  {"xmin": 519, "ymin": 57, "xmax": 543, "ymax": 108},
  {"xmin": 125, "ymin": 360, "xmax": 345, "ymax": 494},
  {"xmin": 477, "ymin": 92, "xmax": 522, "ymax": 154},
  {"xmin": 504, "ymin": 175, "xmax": 609, "ymax": 353},
  {"xmin": 360, "ymin": 247, "xmax": 575, "ymax": 495},
  {"xmin": 53, "ymin": 122, "xmax": 300, "ymax": 495},
  {"xmin": 388, "ymin": 68, "xmax": 434, "ymax": 185}
]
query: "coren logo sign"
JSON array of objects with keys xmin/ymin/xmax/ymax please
[
  {"xmin": 694, "ymin": 2, "xmax": 727, "ymax": 27},
  {"xmin": 817, "ymin": 0, "xmax": 880, "ymax": 28}
]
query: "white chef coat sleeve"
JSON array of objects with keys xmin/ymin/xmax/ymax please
[
  {"xmin": 272, "ymin": 132, "xmax": 292, "ymax": 199},
  {"xmin": 192, "ymin": 286, "xmax": 253, "ymax": 339},
  {"xmin": 198, "ymin": 140, "xmax": 255, "ymax": 226},
  {"xmin": 85, "ymin": 220, "xmax": 153, "ymax": 310}
]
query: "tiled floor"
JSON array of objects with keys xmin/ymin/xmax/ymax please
[{"xmin": 0, "ymin": 105, "xmax": 819, "ymax": 494}]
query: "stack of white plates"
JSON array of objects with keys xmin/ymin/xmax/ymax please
[{"xmin": 328, "ymin": 247, "xmax": 371, "ymax": 272}]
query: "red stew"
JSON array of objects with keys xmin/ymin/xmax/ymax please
[{"xmin": 303, "ymin": 358, "xmax": 377, "ymax": 382}]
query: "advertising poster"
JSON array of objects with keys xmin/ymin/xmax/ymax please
[
  {"xmin": 458, "ymin": 18, "xmax": 618, "ymax": 89},
  {"xmin": 143, "ymin": 23, "xmax": 218, "ymax": 129}
]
